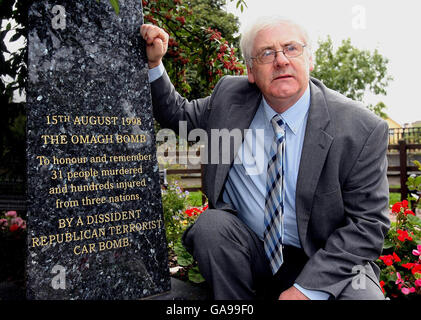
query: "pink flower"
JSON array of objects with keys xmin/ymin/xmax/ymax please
[
  {"xmin": 11, "ymin": 217, "xmax": 25, "ymax": 228},
  {"xmin": 415, "ymin": 279, "xmax": 421, "ymax": 287},
  {"xmin": 5, "ymin": 211, "xmax": 17, "ymax": 217},
  {"xmin": 413, "ymin": 245, "xmax": 421, "ymax": 257},
  {"xmin": 401, "ymin": 287, "xmax": 416, "ymax": 295},
  {"xmin": 395, "ymin": 272, "xmax": 404, "ymax": 286},
  {"xmin": 0, "ymin": 218, "xmax": 7, "ymax": 225}
]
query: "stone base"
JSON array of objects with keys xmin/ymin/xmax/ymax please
[
  {"xmin": 0, "ymin": 277, "xmax": 212, "ymax": 300},
  {"xmin": 144, "ymin": 277, "xmax": 212, "ymax": 300}
]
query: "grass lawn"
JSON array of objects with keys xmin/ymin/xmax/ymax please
[
  {"xmin": 187, "ymin": 191, "xmax": 205, "ymax": 207},
  {"xmin": 389, "ymin": 183, "xmax": 401, "ymax": 207},
  {"xmin": 389, "ymin": 192, "xmax": 400, "ymax": 207}
]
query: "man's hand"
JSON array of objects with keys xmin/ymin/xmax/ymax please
[
  {"xmin": 140, "ymin": 24, "xmax": 169, "ymax": 69},
  {"xmin": 278, "ymin": 286, "xmax": 310, "ymax": 300}
]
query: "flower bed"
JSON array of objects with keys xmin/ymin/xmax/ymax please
[
  {"xmin": 161, "ymin": 179, "xmax": 208, "ymax": 283},
  {"xmin": 377, "ymin": 161, "xmax": 421, "ymax": 299}
]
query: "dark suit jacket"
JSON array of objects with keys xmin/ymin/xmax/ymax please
[{"xmin": 151, "ymin": 71, "xmax": 390, "ymax": 298}]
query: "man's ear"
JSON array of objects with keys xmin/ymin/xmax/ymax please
[
  {"xmin": 247, "ymin": 64, "xmax": 255, "ymax": 83},
  {"xmin": 308, "ymin": 55, "xmax": 314, "ymax": 72}
]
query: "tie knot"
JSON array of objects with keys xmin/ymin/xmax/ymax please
[{"xmin": 271, "ymin": 115, "xmax": 285, "ymax": 140}]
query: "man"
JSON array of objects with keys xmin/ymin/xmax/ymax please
[{"xmin": 140, "ymin": 16, "xmax": 390, "ymax": 300}]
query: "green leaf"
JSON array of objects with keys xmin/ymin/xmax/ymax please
[
  {"xmin": 413, "ymin": 160, "xmax": 421, "ymax": 170},
  {"xmin": 383, "ymin": 238, "xmax": 394, "ymax": 250},
  {"xmin": 109, "ymin": 0, "xmax": 119, "ymax": 15},
  {"xmin": 311, "ymin": 37, "xmax": 391, "ymax": 106},
  {"xmin": 407, "ymin": 214, "xmax": 421, "ymax": 227},
  {"xmin": 407, "ymin": 195, "xmax": 418, "ymax": 202},
  {"xmin": 188, "ymin": 266, "xmax": 205, "ymax": 283},
  {"xmin": 174, "ymin": 241, "xmax": 194, "ymax": 266}
]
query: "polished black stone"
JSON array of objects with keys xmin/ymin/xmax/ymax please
[{"xmin": 26, "ymin": 0, "xmax": 170, "ymax": 299}]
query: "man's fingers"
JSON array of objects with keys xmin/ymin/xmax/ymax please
[
  {"xmin": 140, "ymin": 24, "xmax": 168, "ymax": 45},
  {"xmin": 152, "ymin": 37, "xmax": 163, "ymax": 49},
  {"xmin": 140, "ymin": 24, "xmax": 169, "ymax": 68}
]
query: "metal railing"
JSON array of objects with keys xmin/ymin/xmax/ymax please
[
  {"xmin": 388, "ymin": 140, "xmax": 421, "ymax": 201},
  {"xmin": 389, "ymin": 127, "xmax": 421, "ymax": 145}
]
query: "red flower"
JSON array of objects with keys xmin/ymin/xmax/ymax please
[
  {"xmin": 379, "ymin": 280, "xmax": 385, "ymax": 294},
  {"xmin": 184, "ymin": 205, "xmax": 207, "ymax": 218},
  {"xmin": 210, "ymin": 32, "xmax": 222, "ymax": 41},
  {"xmin": 397, "ymin": 229, "xmax": 413, "ymax": 242},
  {"xmin": 219, "ymin": 44, "xmax": 228, "ymax": 53},
  {"xmin": 185, "ymin": 207, "xmax": 205, "ymax": 217},
  {"xmin": 168, "ymin": 38, "xmax": 178, "ymax": 47},
  {"xmin": 391, "ymin": 202, "xmax": 402, "ymax": 213},
  {"xmin": 397, "ymin": 230, "xmax": 406, "ymax": 241},
  {"xmin": 402, "ymin": 262, "xmax": 415, "ymax": 269},
  {"xmin": 9, "ymin": 224, "xmax": 19, "ymax": 232},
  {"xmin": 404, "ymin": 209, "xmax": 415, "ymax": 216},
  {"xmin": 175, "ymin": 16, "xmax": 186, "ymax": 25},
  {"xmin": 145, "ymin": 15, "xmax": 157, "ymax": 24},
  {"xmin": 185, "ymin": 209, "xmax": 193, "ymax": 217},
  {"xmin": 412, "ymin": 264, "xmax": 421, "ymax": 275},
  {"xmin": 402, "ymin": 200, "xmax": 409, "ymax": 208},
  {"xmin": 392, "ymin": 252, "xmax": 401, "ymax": 262},
  {"xmin": 379, "ymin": 255, "xmax": 394, "ymax": 266}
]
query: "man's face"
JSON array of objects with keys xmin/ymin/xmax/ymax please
[{"xmin": 247, "ymin": 23, "xmax": 314, "ymax": 111}]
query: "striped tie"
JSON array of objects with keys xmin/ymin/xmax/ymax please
[{"xmin": 264, "ymin": 114, "xmax": 286, "ymax": 275}]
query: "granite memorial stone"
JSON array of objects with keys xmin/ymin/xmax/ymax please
[{"xmin": 26, "ymin": 0, "xmax": 170, "ymax": 299}]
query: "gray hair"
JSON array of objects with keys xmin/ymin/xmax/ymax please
[{"xmin": 240, "ymin": 16, "xmax": 311, "ymax": 67}]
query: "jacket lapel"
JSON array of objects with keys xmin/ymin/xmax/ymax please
[
  {"xmin": 210, "ymin": 84, "xmax": 262, "ymax": 207},
  {"xmin": 296, "ymin": 80, "xmax": 334, "ymax": 250}
]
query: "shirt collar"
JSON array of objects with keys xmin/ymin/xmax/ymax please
[{"xmin": 263, "ymin": 84, "xmax": 311, "ymax": 135}]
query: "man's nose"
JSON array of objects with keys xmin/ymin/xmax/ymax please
[{"xmin": 274, "ymin": 50, "xmax": 289, "ymax": 66}]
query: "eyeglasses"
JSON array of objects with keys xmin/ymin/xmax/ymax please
[{"xmin": 251, "ymin": 42, "xmax": 307, "ymax": 64}]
